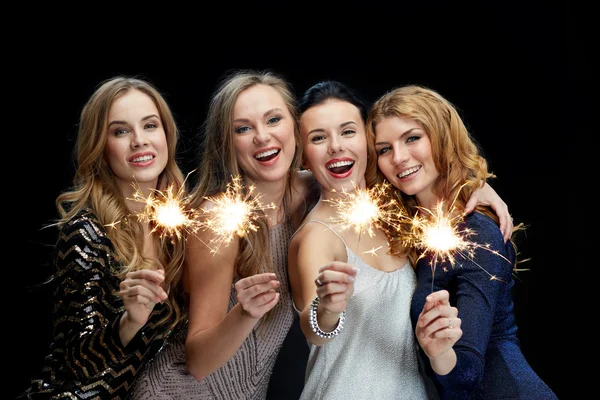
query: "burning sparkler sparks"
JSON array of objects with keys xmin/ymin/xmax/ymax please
[
  {"xmin": 324, "ymin": 181, "xmax": 403, "ymax": 255},
  {"xmin": 326, "ymin": 181, "xmax": 398, "ymax": 237},
  {"xmin": 134, "ymin": 183, "xmax": 197, "ymax": 241},
  {"xmin": 407, "ymin": 198, "xmax": 511, "ymax": 291},
  {"xmin": 195, "ymin": 175, "xmax": 277, "ymax": 254},
  {"xmin": 105, "ymin": 171, "xmax": 200, "ymax": 243}
]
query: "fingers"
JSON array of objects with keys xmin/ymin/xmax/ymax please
[
  {"xmin": 235, "ymin": 273, "xmax": 279, "ymax": 292},
  {"xmin": 318, "ymin": 261, "xmax": 359, "ymax": 276},
  {"xmin": 425, "ymin": 290, "xmax": 450, "ymax": 306},
  {"xmin": 235, "ymin": 273, "xmax": 281, "ymax": 318},
  {"xmin": 464, "ymin": 193, "xmax": 477, "ymax": 214},
  {"xmin": 315, "ymin": 262, "xmax": 358, "ymax": 287},
  {"xmin": 494, "ymin": 201, "xmax": 512, "ymax": 242},
  {"xmin": 126, "ymin": 269, "xmax": 165, "ymax": 284},
  {"xmin": 236, "ymin": 274, "xmax": 281, "ymax": 319},
  {"xmin": 121, "ymin": 270, "xmax": 168, "ymax": 303},
  {"xmin": 419, "ymin": 297, "xmax": 457, "ymax": 330},
  {"xmin": 419, "ymin": 314, "xmax": 462, "ymax": 340}
]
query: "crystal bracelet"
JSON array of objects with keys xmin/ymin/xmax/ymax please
[{"xmin": 308, "ymin": 296, "xmax": 346, "ymax": 339}]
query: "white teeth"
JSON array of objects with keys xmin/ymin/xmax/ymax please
[
  {"xmin": 398, "ymin": 166, "xmax": 420, "ymax": 178},
  {"xmin": 327, "ymin": 160, "xmax": 354, "ymax": 169},
  {"xmin": 255, "ymin": 149, "xmax": 279, "ymax": 159},
  {"xmin": 131, "ymin": 155, "xmax": 154, "ymax": 163}
]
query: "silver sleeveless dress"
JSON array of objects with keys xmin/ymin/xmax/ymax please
[
  {"xmin": 130, "ymin": 221, "xmax": 296, "ymax": 400},
  {"xmin": 297, "ymin": 220, "xmax": 430, "ymax": 400}
]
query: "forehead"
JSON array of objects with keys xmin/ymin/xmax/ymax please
[
  {"xmin": 300, "ymin": 99, "xmax": 363, "ymax": 129},
  {"xmin": 109, "ymin": 89, "xmax": 158, "ymax": 120},
  {"xmin": 375, "ymin": 116, "xmax": 421, "ymax": 137},
  {"xmin": 233, "ymin": 84, "xmax": 288, "ymax": 117}
]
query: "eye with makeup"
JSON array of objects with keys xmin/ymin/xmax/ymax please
[
  {"xmin": 342, "ymin": 128, "xmax": 356, "ymax": 137},
  {"xmin": 267, "ymin": 115, "xmax": 282, "ymax": 125},
  {"xmin": 144, "ymin": 121, "xmax": 159, "ymax": 131},
  {"xmin": 234, "ymin": 125, "xmax": 251, "ymax": 134},
  {"xmin": 112, "ymin": 126, "xmax": 129, "ymax": 137},
  {"xmin": 309, "ymin": 133, "xmax": 327, "ymax": 143},
  {"xmin": 376, "ymin": 145, "xmax": 391, "ymax": 156}
]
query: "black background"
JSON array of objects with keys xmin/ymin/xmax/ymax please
[{"xmin": 9, "ymin": 2, "xmax": 590, "ymax": 398}]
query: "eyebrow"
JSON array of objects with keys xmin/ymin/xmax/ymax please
[
  {"xmin": 233, "ymin": 108, "xmax": 284, "ymax": 123},
  {"xmin": 375, "ymin": 127, "xmax": 419, "ymax": 146},
  {"xmin": 108, "ymin": 114, "xmax": 159, "ymax": 128},
  {"xmin": 307, "ymin": 120, "xmax": 358, "ymax": 136}
]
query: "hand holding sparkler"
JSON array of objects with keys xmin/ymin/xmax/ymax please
[
  {"xmin": 415, "ymin": 289, "xmax": 462, "ymax": 375},
  {"xmin": 118, "ymin": 268, "xmax": 168, "ymax": 346},
  {"xmin": 314, "ymin": 261, "xmax": 358, "ymax": 316},
  {"xmin": 234, "ymin": 273, "xmax": 281, "ymax": 319}
]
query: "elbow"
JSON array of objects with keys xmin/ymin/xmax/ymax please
[
  {"xmin": 184, "ymin": 342, "xmax": 206, "ymax": 381},
  {"xmin": 185, "ymin": 341, "xmax": 215, "ymax": 381},
  {"xmin": 186, "ymin": 362, "xmax": 207, "ymax": 381}
]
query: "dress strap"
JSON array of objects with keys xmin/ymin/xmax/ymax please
[{"xmin": 292, "ymin": 219, "xmax": 348, "ymax": 248}]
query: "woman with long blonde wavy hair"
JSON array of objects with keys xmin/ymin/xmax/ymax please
[
  {"xmin": 368, "ymin": 85, "xmax": 558, "ymax": 399},
  {"xmin": 18, "ymin": 76, "xmax": 187, "ymax": 400}
]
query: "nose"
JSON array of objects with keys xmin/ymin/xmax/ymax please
[
  {"xmin": 391, "ymin": 145, "xmax": 409, "ymax": 166},
  {"xmin": 327, "ymin": 136, "xmax": 343, "ymax": 155},
  {"xmin": 130, "ymin": 129, "xmax": 149, "ymax": 149},
  {"xmin": 253, "ymin": 126, "xmax": 271, "ymax": 144}
]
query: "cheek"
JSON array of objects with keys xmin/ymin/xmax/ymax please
[
  {"xmin": 103, "ymin": 141, "xmax": 120, "ymax": 165},
  {"xmin": 302, "ymin": 146, "xmax": 316, "ymax": 168},
  {"xmin": 377, "ymin": 156, "xmax": 388, "ymax": 171},
  {"xmin": 232, "ymin": 135, "xmax": 247, "ymax": 154}
]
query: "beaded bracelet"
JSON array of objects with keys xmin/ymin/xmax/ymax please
[{"xmin": 308, "ymin": 296, "xmax": 346, "ymax": 339}]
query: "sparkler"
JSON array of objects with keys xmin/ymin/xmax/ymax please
[
  {"xmin": 115, "ymin": 171, "xmax": 201, "ymax": 243},
  {"xmin": 322, "ymin": 179, "xmax": 513, "ymax": 288},
  {"xmin": 134, "ymin": 183, "xmax": 197, "ymax": 242},
  {"xmin": 325, "ymin": 181, "xmax": 402, "ymax": 255},
  {"xmin": 113, "ymin": 174, "xmax": 276, "ymax": 255},
  {"xmin": 195, "ymin": 175, "xmax": 277, "ymax": 255},
  {"xmin": 407, "ymin": 189, "xmax": 511, "ymax": 292}
]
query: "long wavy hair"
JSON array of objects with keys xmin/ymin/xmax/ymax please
[
  {"xmin": 366, "ymin": 85, "xmax": 521, "ymax": 264},
  {"xmin": 188, "ymin": 69, "xmax": 301, "ymax": 280},
  {"xmin": 55, "ymin": 76, "xmax": 186, "ymax": 330}
]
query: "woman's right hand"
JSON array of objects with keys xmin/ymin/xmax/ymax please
[
  {"xmin": 235, "ymin": 272, "xmax": 281, "ymax": 319},
  {"xmin": 314, "ymin": 261, "xmax": 358, "ymax": 314}
]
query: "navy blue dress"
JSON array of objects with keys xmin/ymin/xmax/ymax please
[{"xmin": 410, "ymin": 212, "xmax": 557, "ymax": 399}]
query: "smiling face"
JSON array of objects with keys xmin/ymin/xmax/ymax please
[
  {"xmin": 300, "ymin": 99, "xmax": 367, "ymax": 195},
  {"xmin": 104, "ymin": 89, "xmax": 168, "ymax": 197},
  {"xmin": 231, "ymin": 84, "xmax": 296, "ymax": 184},
  {"xmin": 374, "ymin": 115, "xmax": 439, "ymax": 208}
]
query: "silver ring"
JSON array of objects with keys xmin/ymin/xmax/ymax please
[
  {"xmin": 447, "ymin": 318, "xmax": 453, "ymax": 330},
  {"xmin": 315, "ymin": 278, "xmax": 324, "ymax": 287}
]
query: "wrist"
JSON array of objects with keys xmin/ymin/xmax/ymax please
[
  {"xmin": 308, "ymin": 296, "xmax": 345, "ymax": 339},
  {"xmin": 429, "ymin": 348, "xmax": 457, "ymax": 376}
]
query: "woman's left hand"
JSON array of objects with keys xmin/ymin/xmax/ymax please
[
  {"xmin": 119, "ymin": 269, "xmax": 168, "ymax": 327},
  {"xmin": 465, "ymin": 181, "xmax": 513, "ymax": 241}
]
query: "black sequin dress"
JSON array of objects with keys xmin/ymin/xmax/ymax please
[{"xmin": 17, "ymin": 209, "xmax": 175, "ymax": 400}]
